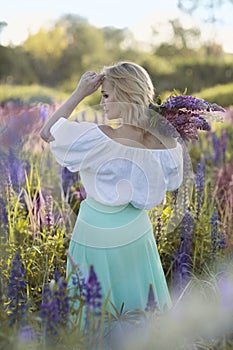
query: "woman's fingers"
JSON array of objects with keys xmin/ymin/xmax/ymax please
[
  {"xmin": 76, "ymin": 72, "xmax": 104, "ymax": 96},
  {"xmin": 83, "ymin": 71, "xmax": 104, "ymax": 80}
]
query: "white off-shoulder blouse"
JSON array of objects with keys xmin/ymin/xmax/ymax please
[{"xmin": 50, "ymin": 117, "xmax": 183, "ymax": 210}]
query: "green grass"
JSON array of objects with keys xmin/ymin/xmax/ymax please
[
  {"xmin": 1, "ymin": 82, "xmax": 232, "ymax": 109},
  {"xmin": 0, "ymin": 84, "xmax": 68, "ymax": 104},
  {"xmin": 197, "ymin": 82, "xmax": 233, "ymax": 107}
]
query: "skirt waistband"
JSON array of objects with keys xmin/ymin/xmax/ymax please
[
  {"xmin": 84, "ymin": 196, "xmax": 128, "ymax": 213},
  {"xmin": 71, "ymin": 197, "xmax": 152, "ymax": 248}
]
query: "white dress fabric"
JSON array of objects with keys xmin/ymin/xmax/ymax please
[{"xmin": 50, "ymin": 117, "xmax": 183, "ymax": 210}]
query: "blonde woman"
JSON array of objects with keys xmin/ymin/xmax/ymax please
[{"xmin": 40, "ymin": 61, "xmax": 183, "ymax": 314}]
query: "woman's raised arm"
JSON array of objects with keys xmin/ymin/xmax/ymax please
[{"xmin": 40, "ymin": 71, "xmax": 104, "ymax": 143}]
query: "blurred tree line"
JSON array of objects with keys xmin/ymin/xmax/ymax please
[{"xmin": 0, "ymin": 13, "xmax": 233, "ymax": 96}]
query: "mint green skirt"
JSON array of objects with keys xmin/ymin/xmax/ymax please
[{"xmin": 67, "ymin": 196, "xmax": 172, "ymax": 314}]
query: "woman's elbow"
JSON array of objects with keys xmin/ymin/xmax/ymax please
[
  {"xmin": 40, "ymin": 129, "xmax": 54, "ymax": 143},
  {"xmin": 40, "ymin": 129, "xmax": 47, "ymax": 142}
]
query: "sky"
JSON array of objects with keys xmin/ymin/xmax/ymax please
[{"xmin": 1, "ymin": 0, "xmax": 233, "ymax": 53}]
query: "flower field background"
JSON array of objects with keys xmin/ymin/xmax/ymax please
[{"xmin": 0, "ymin": 100, "xmax": 233, "ymax": 350}]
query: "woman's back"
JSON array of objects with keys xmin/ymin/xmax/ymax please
[{"xmin": 98, "ymin": 124, "xmax": 177, "ymax": 149}]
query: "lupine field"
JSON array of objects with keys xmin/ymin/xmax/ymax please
[{"xmin": 0, "ymin": 100, "xmax": 233, "ymax": 350}]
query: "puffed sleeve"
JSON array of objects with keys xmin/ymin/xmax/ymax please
[
  {"xmin": 49, "ymin": 117, "xmax": 102, "ymax": 172},
  {"xmin": 160, "ymin": 143, "xmax": 183, "ymax": 191}
]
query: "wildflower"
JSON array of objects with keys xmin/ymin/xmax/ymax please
[
  {"xmin": 39, "ymin": 105, "xmax": 49, "ymax": 122},
  {"xmin": 61, "ymin": 168, "xmax": 86, "ymax": 214},
  {"xmin": 172, "ymin": 209, "xmax": 194, "ymax": 296},
  {"xmin": 210, "ymin": 206, "xmax": 225, "ymax": 254},
  {"xmin": 194, "ymin": 115, "xmax": 211, "ymax": 130},
  {"xmin": 6, "ymin": 148, "xmax": 28, "ymax": 190},
  {"xmin": 18, "ymin": 324, "xmax": 38, "ymax": 343},
  {"xmin": 61, "ymin": 167, "xmax": 81, "ymax": 197},
  {"xmin": 210, "ymin": 207, "xmax": 218, "ymax": 256},
  {"xmin": 195, "ymin": 160, "xmax": 206, "ymax": 218},
  {"xmin": 212, "ymin": 134, "xmax": 222, "ymax": 166},
  {"xmin": 218, "ymin": 231, "xmax": 226, "ymax": 250},
  {"xmin": 67, "ymin": 251, "xmax": 86, "ymax": 298},
  {"xmin": 145, "ymin": 284, "xmax": 158, "ymax": 313},
  {"xmin": 40, "ymin": 284, "xmax": 59, "ymax": 336},
  {"xmin": 40, "ymin": 270, "xmax": 70, "ymax": 337},
  {"xmin": 163, "ymin": 95, "xmax": 210, "ymax": 111},
  {"xmin": 7, "ymin": 251, "xmax": 27, "ymax": 327},
  {"xmin": 221, "ymin": 129, "xmax": 227, "ymax": 164},
  {"xmin": 149, "ymin": 93, "xmax": 225, "ymax": 141},
  {"xmin": 0, "ymin": 196, "xmax": 8, "ymax": 227},
  {"xmin": 83, "ymin": 265, "xmax": 102, "ymax": 348},
  {"xmin": 163, "ymin": 110, "xmax": 210, "ymax": 141},
  {"xmin": 77, "ymin": 186, "xmax": 87, "ymax": 201},
  {"xmin": 84, "ymin": 265, "xmax": 102, "ymax": 317},
  {"xmin": 211, "ymin": 129, "xmax": 228, "ymax": 166},
  {"xmin": 53, "ymin": 271, "xmax": 70, "ymax": 321}
]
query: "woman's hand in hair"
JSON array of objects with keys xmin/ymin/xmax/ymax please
[{"xmin": 75, "ymin": 71, "xmax": 105, "ymax": 98}]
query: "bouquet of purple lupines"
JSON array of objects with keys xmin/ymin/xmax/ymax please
[{"xmin": 149, "ymin": 92, "xmax": 225, "ymax": 141}]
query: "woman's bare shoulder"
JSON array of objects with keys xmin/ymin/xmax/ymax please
[
  {"xmin": 98, "ymin": 124, "xmax": 115, "ymax": 138},
  {"xmin": 97, "ymin": 124, "xmax": 177, "ymax": 150}
]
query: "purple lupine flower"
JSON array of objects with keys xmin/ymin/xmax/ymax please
[
  {"xmin": 2, "ymin": 125, "xmax": 22, "ymax": 148},
  {"xmin": 210, "ymin": 207, "xmax": 219, "ymax": 256},
  {"xmin": 7, "ymin": 251, "xmax": 27, "ymax": 327},
  {"xmin": 145, "ymin": 284, "xmax": 158, "ymax": 313},
  {"xmin": 173, "ymin": 114, "xmax": 186, "ymax": 125},
  {"xmin": 61, "ymin": 167, "xmax": 81, "ymax": 197},
  {"xmin": 53, "ymin": 271, "xmax": 70, "ymax": 321},
  {"xmin": 210, "ymin": 102, "xmax": 226, "ymax": 112},
  {"xmin": 210, "ymin": 207, "xmax": 226, "ymax": 253},
  {"xmin": 67, "ymin": 251, "xmax": 86, "ymax": 296},
  {"xmin": 77, "ymin": 186, "xmax": 87, "ymax": 201},
  {"xmin": 61, "ymin": 168, "xmax": 86, "ymax": 214},
  {"xmin": 39, "ymin": 105, "xmax": 49, "ymax": 122},
  {"xmin": 194, "ymin": 115, "xmax": 211, "ymax": 131},
  {"xmin": 6, "ymin": 149, "xmax": 28, "ymax": 190},
  {"xmin": 163, "ymin": 95, "xmax": 211, "ymax": 111},
  {"xmin": 84, "ymin": 265, "xmax": 102, "ymax": 317},
  {"xmin": 163, "ymin": 110, "xmax": 204, "ymax": 141},
  {"xmin": 40, "ymin": 284, "xmax": 59, "ymax": 336},
  {"xmin": 212, "ymin": 134, "xmax": 222, "ymax": 166},
  {"xmin": 150, "ymin": 94, "xmax": 224, "ymax": 141},
  {"xmin": 83, "ymin": 265, "xmax": 103, "ymax": 349},
  {"xmin": 0, "ymin": 197, "xmax": 8, "ymax": 227},
  {"xmin": 20, "ymin": 110, "xmax": 31, "ymax": 126},
  {"xmin": 221, "ymin": 129, "xmax": 227, "ymax": 164},
  {"xmin": 172, "ymin": 209, "xmax": 194, "ymax": 296},
  {"xmin": 18, "ymin": 325, "xmax": 38, "ymax": 343},
  {"xmin": 163, "ymin": 95, "xmax": 225, "ymax": 112},
  {"xmin": 218, "ymin": 230, "xmax": 226, "ymax": 250},
  {"xmin": 40, "ymin": 270, "xmax": 70, "ymax": 337},
  {"xmin": 195, "ymin": 160, "xmax": 206, "ymax": 218}
]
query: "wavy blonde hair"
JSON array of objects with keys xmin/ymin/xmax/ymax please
[{"xmin": 101, "ymin": 61, "xmax": 155, "ymax": 128}]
